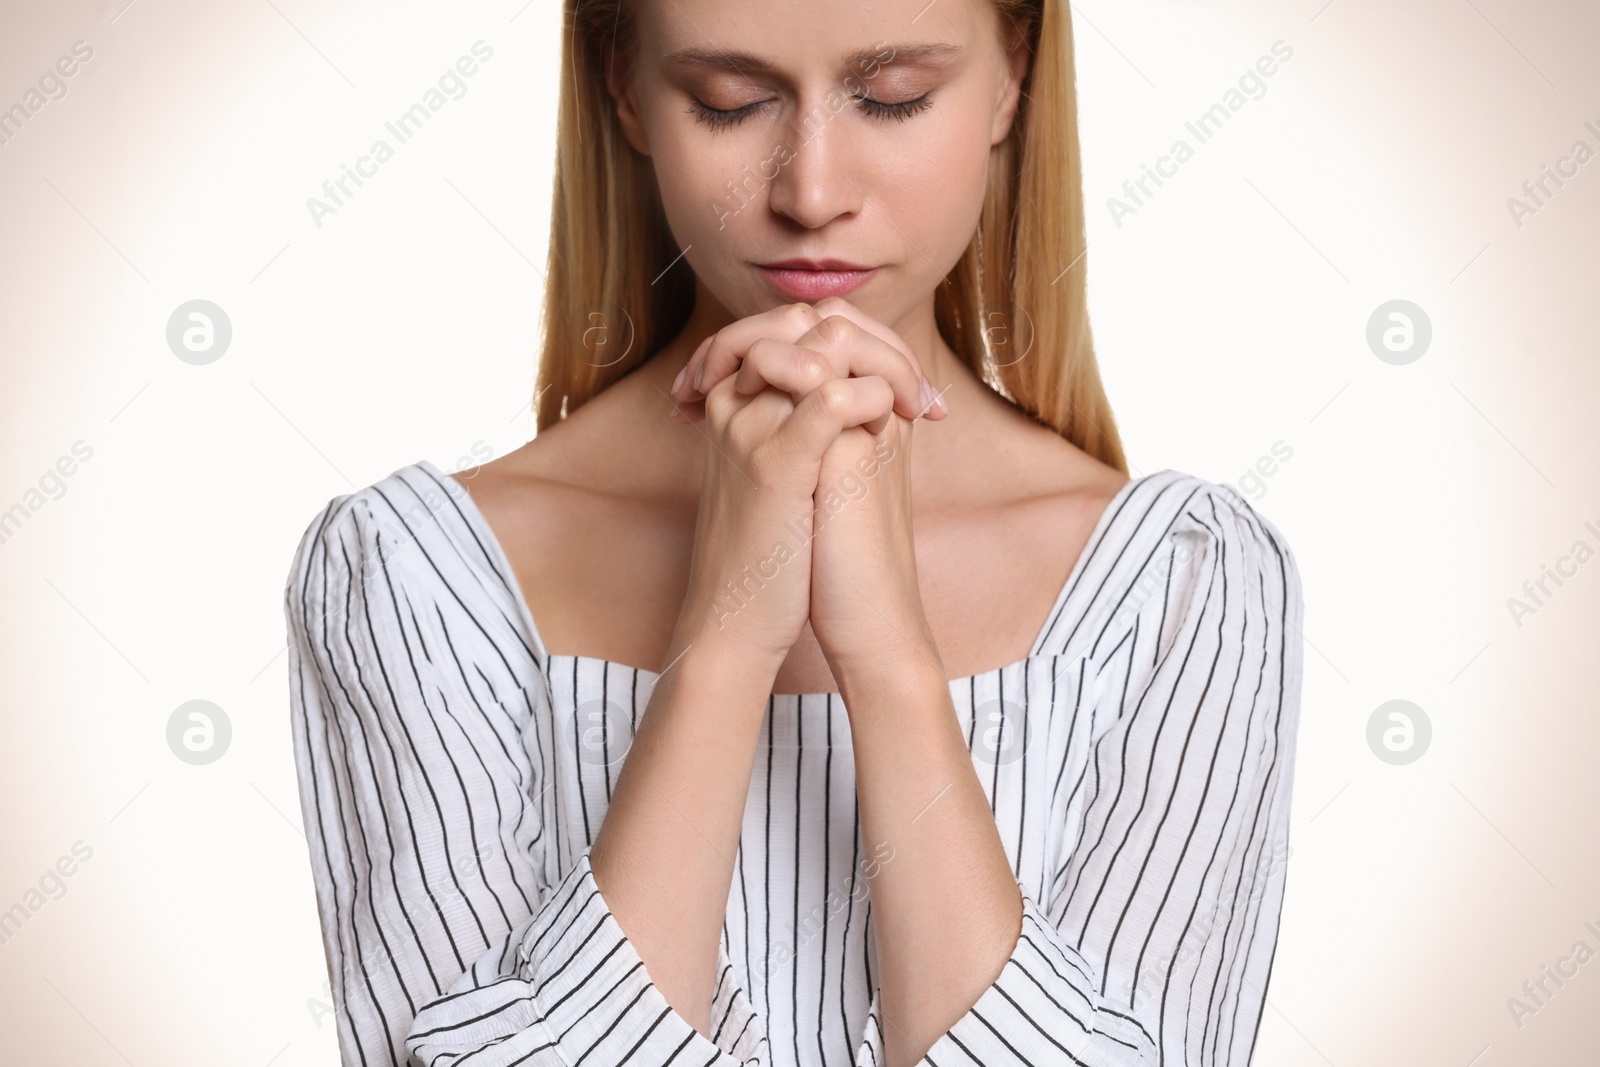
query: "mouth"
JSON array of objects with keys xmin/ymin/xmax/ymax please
[{"xmin": 755, "ymin": 259, "xmax": 878, "ymax": 301}]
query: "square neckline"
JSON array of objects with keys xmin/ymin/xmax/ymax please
[{"xmin": 423, "ymin": 458, "xmax": 1155, "ymax": 698}]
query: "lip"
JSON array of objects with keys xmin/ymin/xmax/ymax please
[{"xmin": 756, "ymin": 259, "xmax": 878, "ymax": 301}]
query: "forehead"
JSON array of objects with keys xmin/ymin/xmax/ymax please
[
  {"xmin": 635, "ymin": 0, "xmax": 996, "ymax": 75},
  {"xmin": 660, "ymin": 40, "xmax": 964, "ymax": 76}
]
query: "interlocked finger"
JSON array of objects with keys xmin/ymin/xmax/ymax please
[{"xmin": 672, "ymin": 297, "xmax": 944, "ymax": 425}]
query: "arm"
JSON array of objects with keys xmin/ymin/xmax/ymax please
[
  {"xmin": 285, "ymin": 490, "xmax": 770, "ymax": 1066},
  {"xmin": 835, "ymin": 659, "xmax": 1028, "ymax": 1067},
  {"xmin": 286, "ymin": 491, "xmax": 551, "ymax": 1067},
  {"xmin": 843, "ymin": 486, "xmax": 1304, "ymax": 1066},
  {"xmin": 582, "ymin": 632, "xmax": 784, "ymax": 1037}
]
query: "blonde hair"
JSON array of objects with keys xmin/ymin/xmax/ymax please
[{"xmin": 536, "ymin": 0, "xmax": 1127, "ymax": 474}]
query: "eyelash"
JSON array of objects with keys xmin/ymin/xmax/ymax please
[{"xmin": 687, "ymin": 92, "xmax": 934, "ymax": 132}]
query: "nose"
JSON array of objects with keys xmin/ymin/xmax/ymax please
[{"xmin": 766, "ymin": 98, "xmax": 864, "ymax": 229}]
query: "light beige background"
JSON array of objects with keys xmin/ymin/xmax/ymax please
[{"xmin": 1, "ymin": 0, "xmax": 1596, "ymax": 1063}]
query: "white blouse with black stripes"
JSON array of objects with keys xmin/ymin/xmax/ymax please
[{"xmin": 283, "ymin": 458, "xmax": 1303, "ymax": 1067}]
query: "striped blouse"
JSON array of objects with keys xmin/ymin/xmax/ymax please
[{"xmin": 284, "ymin": 458, "xmax": 1303, "ymax": 1067}]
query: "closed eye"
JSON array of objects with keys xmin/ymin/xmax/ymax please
[
  {"xmin": 688, "ymin": 91, "xmax": 935, "ymax": 133},
  {"xmin": 855, "ymin": 92, "xmax": 934, "ymax": 123},
  {"xmin": 687, "ymin": 98, "xmax": 769, "ymax": 132}
]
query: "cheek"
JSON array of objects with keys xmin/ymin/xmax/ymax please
[
  {"xmin": 651, "ymin": 147, "xmax": 717, "ymax": 233},
  {"xmin": 644, "ymin": 127, "xmax": 778, "ymax": 308},
  {"xmin": 644, "ymin": 124, "xmax": 754, "ymax": 243},
  {"xmin": 877, "ymin": 117, "xmax": 992, "ymax": 253}
]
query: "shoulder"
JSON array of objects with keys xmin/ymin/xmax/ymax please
[
  {"xmin": 1100, "ymin": 468, "xmax": 1302, "ymax": 633},
  {"xmin": 1111, "ymin": 469, "xmax": 1297, "ymax": 557},
  {"xmin": 283, "ymin": 458, "xmax": 480, "ymax": 616},
  {"xmin": 284, "ymin": 457, "xmax": 549, "ymax": 695}
]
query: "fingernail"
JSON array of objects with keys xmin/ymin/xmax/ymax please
[
  {"xmin": 671, "ymin": 366, "xmax": 688, "ymax": 396},
  {"xmin": 933, "ymin": 387, "xmax": 949, "ymax": 416},
  {"xmin": 693, "ymin": 363, "xmax": 705, "ymax": 393},
  {"xmin": 918, "ymin": 379, "xmax": 939, "ymax": 417}
]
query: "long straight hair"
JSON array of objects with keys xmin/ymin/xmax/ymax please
[{"xmin": 536, "ymin": 0, "xmax": 1127, "ymax": 474}]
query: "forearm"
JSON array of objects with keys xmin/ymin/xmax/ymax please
[
  {"xmin": 839, "ymin": 656, "xmax": 1025, "ymax": 1067},
  {"xmin": 587, "ymin": 634, "xmax": 778, "ymax": 1037}
]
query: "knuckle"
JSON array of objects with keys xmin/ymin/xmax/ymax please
[
  {"xmin": 703, "ymin": 377, "xmax": 737, "ymax": 421},
  {"xmin": 816, "ymin": 315, "xmax": 856, "ymax": 346},
  {"xmin": 817, "ymin": 379, "xmax": 852, "ymax": 415},
  {"xmin": 800, "ymin": 352, "xmax": 831, "ymax": 385}
]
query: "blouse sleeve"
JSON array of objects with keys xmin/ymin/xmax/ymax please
[
  {"xmin": 284, "ymin": 490, "xmax": 768, "ymax": 1067},
  {"xmin": 856, "ymin": 483, "xmax": 1304, "ymax": 1066}
]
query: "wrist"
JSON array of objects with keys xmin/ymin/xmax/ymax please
[
  {"xmin": 818, "ymin": 612, "xmax": 943, "ymax": 689},
  {"xmin": 828, "ymin": 645, "xmax": 947, "ymax": 709},
  {"xmin": 663, "ymin": 626, "xmax": 787, "ymax": 703}
]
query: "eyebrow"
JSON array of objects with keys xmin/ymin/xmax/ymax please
[{"xmin": 660, "ymin": 41, "xmax": 964, "ymax": 76}]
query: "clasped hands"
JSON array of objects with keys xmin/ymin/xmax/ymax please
[{"xmin": 667, "ymin": 297, "xmax": 951, "ymax": 688}]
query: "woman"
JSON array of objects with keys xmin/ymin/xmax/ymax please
[{"xmin": 284, "ymin": 1, "xmax": 1304, "ymax": 1065}]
